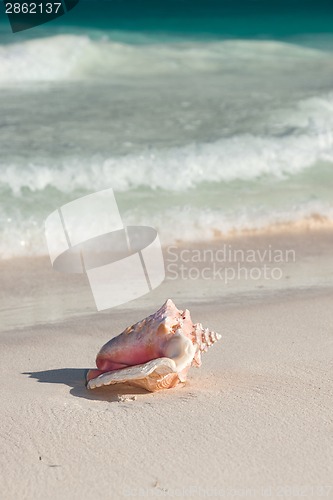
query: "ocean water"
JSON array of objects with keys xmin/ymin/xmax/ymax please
[{"xmin": 0, "ymin": 0, "xmax": 333, "ymax": 258}]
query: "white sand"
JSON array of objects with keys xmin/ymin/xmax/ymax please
[{"xmin": 1, "ymin": 231, "xmax": 333, "ymax": 499}]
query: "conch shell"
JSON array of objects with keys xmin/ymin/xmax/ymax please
[{"xmin": 86, "ymin": 299, "xmax": 221, "ymax": 392}]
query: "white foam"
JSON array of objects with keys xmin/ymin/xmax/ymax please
[
  {"xmin": 0, "ymin": 35, "xmax": 91, "ymax": 83},
  {"xmin": 139, "ymin": 201, "xmax": 333, "ymax": 244},
  {"xmin": 1, "ymin": 199, "xmax": 332, "ymax": 260},
  {"xmin": 2, "ymin": 120, "xmax": 333, "ymax": 194},
  {"xmin": 0, "ymin": 35, "xmax": 326, "ymax": 85}
]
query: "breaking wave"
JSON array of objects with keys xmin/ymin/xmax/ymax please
[{"xmin": 0, "ymin": 34, "xmax": 327, "ymax": 84}]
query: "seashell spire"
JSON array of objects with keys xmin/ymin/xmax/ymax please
[{"xmin": 193, "ymin": 323, "xmax": 221, "ymax": 352}]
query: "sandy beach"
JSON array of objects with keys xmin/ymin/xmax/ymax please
[
  {"xmin": 1, "ymin": 229, "xmax": 332, "ymax": 500},
  {"xmin": 2, "ymin": 1, "xmax": 333, "ymax": 497}
]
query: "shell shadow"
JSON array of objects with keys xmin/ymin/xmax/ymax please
[{"xmin": 23, "ymin": 368, "xmax": 150, "ymax": 402}]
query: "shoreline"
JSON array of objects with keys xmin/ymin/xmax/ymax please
[
  {"xmin": 1, "ymin": 227, "xmax": 332, "ymax": 333},
  {"xmin": 1, "ymin": 215, "xmax": 333, "ymax": 264}
]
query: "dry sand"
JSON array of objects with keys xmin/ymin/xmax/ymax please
[{"xmin": 0, "ymin": 230, "xmax": 332, "ymax": 500}]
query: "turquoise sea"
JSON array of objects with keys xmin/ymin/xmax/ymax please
[{"xmin": 0, "ymin": 0, "xmax": 333, "ymax": 258}]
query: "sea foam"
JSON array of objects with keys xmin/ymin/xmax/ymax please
[
  {"xmin": 0, "ymin": 34, "xmax": 327, "ymax": 85},
  {"xmin": 2, "ymin": 121, "xmax": 333, "ymax": 194}
]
